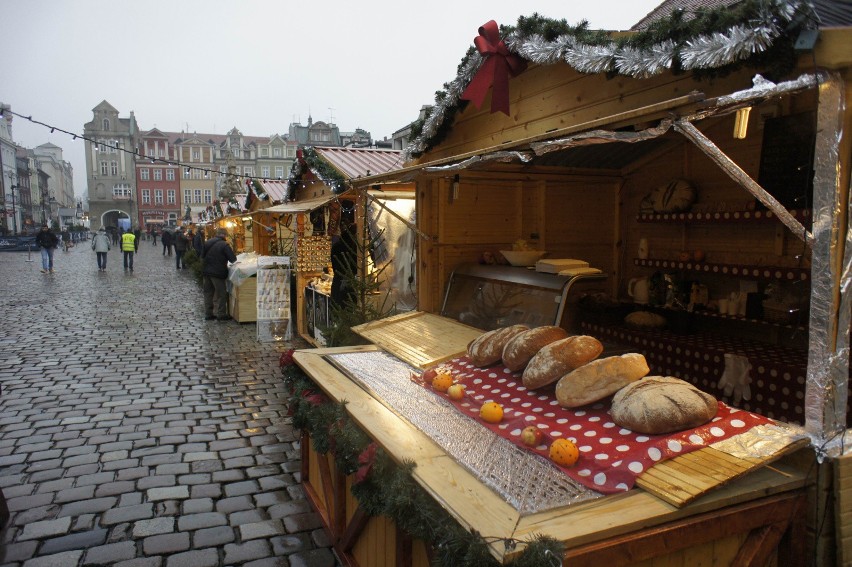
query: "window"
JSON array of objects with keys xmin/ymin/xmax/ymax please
[
  {"xmin": 235, "ymin": 167, "xmax": 241, "ymax": 175},
  {"xmin": 273, "ymin": 147, "xmax": 282, "ymax": 157},
  {"xmin": 167, "ymin": 189, "xmax": 176, "ymax": 204},
  {"xmin": 194, "ymin": 189, "xmax": 202, "ymax": 204},
  {"xmin": 193, "ymin": 169, "xmax": 202, "ymax": 179},
  {"xmin": 166, "ymin": 169, "xmax": 175, "ymax": 181},
  {"xmin": 110, "ymin": 140, "xmax": 119, "ymax": 153},
  {"xmin": 153, "ymin": 169, "xmax": 162, "ymax": 181},
  {"xmin": 102, "ymin": 118, "xmax": 110, "ymax": 130},
  {"xmin": 261, "ymin": 148, "xmax": 268, "ymax": 157},
  {"xmin": 192, "ymin": 149, "xmax": 200, "ymax": 160},
  {"xmin": 142, "ymin": 189, "xmax": 151, "ymax": 204},
  {"xmin": 100, "ymin": 161, "xmax": 108, "ymax": 176},
  {"xmin": 204, "ymin": 189, "xmax": 212, "ymax": 204},
  {"xmin": 168, "ymin": 213, "xmax": 177, "ymax": 223},
  {"xmin": 183, "ymin": 167, "xmax": 191, "ymax": 179},
  {"xmin": 155, "ymin": 190, "xmax": 163, "ymax": 204},
  {"xmin": 219, "ymin": 165, "xmax": 227, "ymax": 174},
  {"xmin": 112, "ymin": 184, "xmax": 131, "ymax": 198},
  {"xmin": 98, "ymin": 141, "xmax": 108, "ymax": 153},
  {"xmin": 287, "ymin": 146, "xmax": 296, "ymax": 157},
  {"xmin": 110, "ymin": 161, "xmax": 118, "ymax": 176},
  {"xmin": 275, "ymin": 166, "xmax": 284, "ymax": 178},
  {"xmin": 140, "ymin": 168, "xmax": 149, "ymax": 180},
  {"xmin": 243, "ymin": 167, "xmax": 253, "ymax": 176},
  {"xmin": 232, "ymin": 148, "xmax": 240, "ymax": 158},
  {"xmin": 261, "ymin": 166, "xmax": 270, "ymax": 177},
  {"xmin": 184, "ymin": 190, "xmax": 192, "ymax": 204}
]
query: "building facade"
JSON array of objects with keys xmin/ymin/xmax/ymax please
[
  {"xmin": 31, "ymin": 143, "xmax": 74, "ymax": 228},
  {"xmin": 0, "ymin": 107, "xmax": 16, "ymax": 234},
  {"xmin": 136, "ymin": 128, "xmax": 181, "ymax": 230},
  {"xmin": 83, "ymin": 100, "xmax": 138, "ymax": 231},
  {"xmin": 174, "ymin": 134, "xmax": 216, "ymax": 224}
]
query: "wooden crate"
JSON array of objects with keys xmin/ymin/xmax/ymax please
[{"xmin": 229, "ymin": 277, "xmax": 257, "ymax": 323}]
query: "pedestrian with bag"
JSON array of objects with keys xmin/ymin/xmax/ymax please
[
  {"xmin": 121, "ymin": 228, "xmax": 136, "ymax": 272},
  {"xmin": 91, "ymin": 226, "xmax": 111, "ymax": 272},
  {"xmin": 174, "ymin": 226, "xmax": 189, "ymax": 270},
  {"xmin": 201, "ymin": 228, "xmax": 237, "ymax": 321},
  {"xmin": 35, "ymin": 225, "xmax": 59, "ymax": 273}
]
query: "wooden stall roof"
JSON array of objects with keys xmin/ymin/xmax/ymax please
[
  {"xmin": 260, "ymin": 192, "xmax": 352, "ymax": 215},
  {"xmin": 314, "ymin": 147, "xmax": 405, "ymax": 180}
]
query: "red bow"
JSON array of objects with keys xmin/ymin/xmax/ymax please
[
  {"xmin": 461, "ymin": 20, "xmax": 527, "ymax": 116},
  {"xmin": 354, "ymin": 442, "xmax": 378, "ymax": 484}
]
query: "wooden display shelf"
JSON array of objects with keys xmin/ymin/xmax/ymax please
[
  {"xmin": 229, "ymin": 277, "xmax": 257, "ymax": 323},
  {"xmin": 636, "ymin": 208, "xmax": 812, "ymax": 224},
  {"xmin": 620, "ymin": 302, "xmax": 808, "ymax": 332},
  {"xmin": 633, "ymin": 257, "xmax": 810, "ymax": 282},
  {"xmin": 294, "ymin": 346, "xmax": 809, "ymax": 566}
]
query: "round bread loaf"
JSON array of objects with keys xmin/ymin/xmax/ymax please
[
  {"xmin": 502, "ymin": 326, "xmax": 569, "ymax": 372},
  {"xmin": 467, "ymin": 325, "xmax": 529, "ymax": 367},
  {"xmin": 610, "ymin": 376, "xmax": 718, "ymax": 434},
  {"xmin": 522, "ymin": 335, "xmax": 603, "ymax": 389},
  {"xmin": 555, "ymin": 353, "xmax": 650, "ymax": 408}
]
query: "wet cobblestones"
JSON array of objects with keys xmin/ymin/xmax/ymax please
[{"xmin": 0, "ymin": 241, "xmax": 337, "ymax": 566}]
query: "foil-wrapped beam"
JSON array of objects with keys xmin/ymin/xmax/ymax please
[
  {"xmin": 531, "ymin": 120, "xmax": 673, "ymax": 156},
  {"xmin": 673, "ymin": 119, "xmax": 813, "ymax": 247},
  {"xmin": 422, "ymin": 151, "xmax": 533, "ymax": 173},
  {"xmin": 715, "ymin": 73, "xmax": 818, "ymax": 106},
  {"xmin": 805, "ymin": 71, "xmax": 849, "ymax": 454}
]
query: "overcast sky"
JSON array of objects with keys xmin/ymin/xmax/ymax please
[{"xmin": 1, "ymin": 0, "xmax": 660, "ymax": 198}]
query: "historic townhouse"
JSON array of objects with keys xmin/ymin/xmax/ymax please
[
  {"xmin": 174, "ymin": 134, "xmax": 217, "ymax": 223},
  {"xmin": 83, "ymin": 101, "xmax": 138, "ymax": 231},
  {"xmin": 136, "ymin": 128, "xmax": 181, "ymax": 230}
]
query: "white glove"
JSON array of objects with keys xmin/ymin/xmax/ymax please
[{"xmin": 717, "ymin": 353, "xmax": 752, "ymax": 406}]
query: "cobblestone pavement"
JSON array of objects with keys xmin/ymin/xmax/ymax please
[{"xmin": 0, "ymin": 240, "xmax": 339, "ymax": 567}]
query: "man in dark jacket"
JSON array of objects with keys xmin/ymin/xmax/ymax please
[
  {"xmin": 162, "ymin": 229, "xmax": 173, "ymax": 256},
  {"xmin": 35, "ymin": 225, "xmax": 59, "ymax": 273},
  {"xmin": 201, "ymin": 228, "xmax": 237, "ymax": 321},
  {"xmin": 173, "ymin": 227, "xmax": 189, "ymax": 270}
]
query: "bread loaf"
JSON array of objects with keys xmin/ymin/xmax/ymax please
[
  {"xmin": 467, "ymin": 325, "xmax": 529, "ymax": 367},
  {"xmin": 502, "ymin": 326, "xmax": 568, "ymax": 372},
  {"xmin": 610, "ymin": 376, "xmax": 718, "ymax": 434},
  {"xmin": 522, "ymin": 335, "xmax": 603, "ymax": 389},
  {"xmin": 555, "ymin": 353, "xmax": 649, "ymax": 408}
]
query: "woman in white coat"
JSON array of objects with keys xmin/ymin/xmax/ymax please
[{"xmin": 91, "ymin": 227, "xmax": 112, "ymax": 272}]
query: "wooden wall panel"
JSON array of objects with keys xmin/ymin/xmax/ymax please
[{"xmin": 417, "ymin": 64, "xmax": 754, "ymax": 163}]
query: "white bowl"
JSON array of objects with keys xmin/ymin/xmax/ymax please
[{"xmin": 500, "ymin": 250, "xmax": 547, "ymax": 267}]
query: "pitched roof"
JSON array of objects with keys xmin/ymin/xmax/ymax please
[
  {"xmin": 315, "ymin": 147, "xmax": 405, "ymax": 179},
  {"xmin": 631, "ymin": 0, "xmax": 739, "ymax": 30}
]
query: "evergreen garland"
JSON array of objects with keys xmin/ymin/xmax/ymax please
[
  {"xmin": 298, "ymin": 147, "xmax": 349, "ymax": 193},
  {"xmin": 281, "ymin": 358, "xmax": 566, "ymax": 566},
  {"xmin": 406, "ymin": 0, "xmax": 813, "ymax": 158}
]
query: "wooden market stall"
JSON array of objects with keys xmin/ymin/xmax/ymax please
[
  {"xmin": 245, "ymin": 147, "xmax": 414, "ymax": 341},
  {"xmin": 290, "ymin": 2, "xmax": 852, "ymax": 566}
]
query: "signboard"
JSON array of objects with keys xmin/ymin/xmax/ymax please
[{"xmin": 256, "ymin": 256, "xmax": 292, "ymax": 342}]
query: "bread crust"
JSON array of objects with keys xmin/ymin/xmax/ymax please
[
  {"xmin": 467, "ymin": 325, "xmax": 529, "ymax": 367},
  {"xmin": 522, "ymin": 335, "xmax": 603, "ymax": 389},
  {"xmin": 555, "ymin": 353, "xmax": 649, "ymax": 408},
  {"xmin": 610, "ymin": 376, "xmax": 718, "ymax": 434},
  {"xmin": 502, "ymin": 326, "xmax": 569, "ymax": 372}
]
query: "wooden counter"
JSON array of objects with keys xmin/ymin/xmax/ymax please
[{"xmin": 294, "ymin": 345, "xmax": 809, "ymax": 566}]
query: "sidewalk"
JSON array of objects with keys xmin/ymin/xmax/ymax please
[{"xmin": 0, "ymin": 243, "xmax": 337, "ymax": 566}]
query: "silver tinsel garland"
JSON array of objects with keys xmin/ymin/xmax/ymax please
[{"xmin": 404, "ymin": 0, "xmax": 807, "ymax": 160}]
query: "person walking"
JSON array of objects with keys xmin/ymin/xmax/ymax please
[
  {"xmin": 91, "ymin": 227, "xmax": 111, "ymax": 272},
  {"xmin": 162, "ymin": 228, "xmax": 173, "ymax": 256},
  {"xmin": 192, "ymin": 227, "xmax": 204, "ymax": 256},
  {"xmin": 35, "ymin": 225, "xmax": 59, "ymax": 273},
  {"xmin": 174, "ymin": 226, "xmax": 189, "ymax": 270},
  {"xmin": 201, "ymin": 228, "xmax": 237, "ymax": 321},
  {"xmin": 121, "ymin": 228, "xmax": 136, "ymax": 272}
]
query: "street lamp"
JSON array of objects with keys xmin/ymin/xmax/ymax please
[{"xmin": 6, "ymin": 171, "xmax": 17, "ymax": 235}]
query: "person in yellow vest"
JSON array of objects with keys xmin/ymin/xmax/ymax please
[{"xmin": 121, "ymin": 229, "xmax": 136, "ymax": 272}]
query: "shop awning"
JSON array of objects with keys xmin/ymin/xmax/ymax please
[{"xmin": 258, "ymin": 191, "xmax": 352, "ymax": 215}]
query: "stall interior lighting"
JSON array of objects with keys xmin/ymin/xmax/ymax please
[{"xmin": 733, "ymin": 106, "xmax": 752, "ymax": 139}]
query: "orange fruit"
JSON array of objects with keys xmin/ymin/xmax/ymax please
[
  {"xmin": 549, "ymin": 438, "xmax": 579, "ymax": 467},
  {"xmin": 431, "ymin": 371, "xmax": 453, "ymax": 392},
  {"xmin": 446, "ymin": 383, "xmax": 465, "ymax": 400},
  {"xmin": 479, "ymin": 402, "xmax": 504, "ymax": 424}
]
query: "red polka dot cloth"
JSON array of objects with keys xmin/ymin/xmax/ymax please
[{"xmin": 415, "ymin": 356, "xmax": 773, "ymax": 494}]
